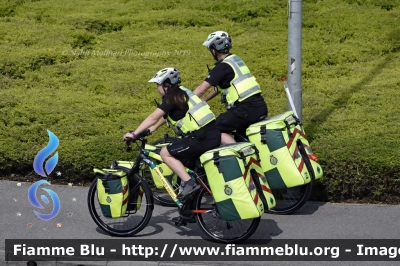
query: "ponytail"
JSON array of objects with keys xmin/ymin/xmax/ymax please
[{"xmin": 164, "ymin": 84, "xmax": 188, "ymax": 110}]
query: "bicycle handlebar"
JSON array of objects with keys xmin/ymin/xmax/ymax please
[
  {"xmin": 124, "ymin": 129, "xmax": 151, "ymax": 142},
  {"xmin": 124, "ymin": 129, "xmax": 151, "ymax": 152}
]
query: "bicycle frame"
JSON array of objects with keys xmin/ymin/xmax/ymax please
[
  {"xmin": 140, "ymin": 152, "xmax": 184, "ymax": 207},
  {"xmin": 126, "ymin": 135, "xmax": 212, "ymax": 211}
]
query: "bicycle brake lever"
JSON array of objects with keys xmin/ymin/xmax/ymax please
[
  {"xmin": 124, "ymin": 137, "xmax": 133, "ymax": 152},
  {"xmin": 125, "ymin": 145, "xmax": 132, "ymax": 152}
]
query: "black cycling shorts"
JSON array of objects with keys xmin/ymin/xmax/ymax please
[
  {"xmin": 216, "ymin": 102, "xmax": 268, "ymax": 134},
  {"xmin": 166, "ymin": 128, "xmax": 221, "ymax": 168}
]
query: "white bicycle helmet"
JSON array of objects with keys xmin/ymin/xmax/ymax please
[
  {"xmin": 148, "ymin": 67, "xmax": 181, "ymax": 85},
  {"xmin": 202, "ymin": 31, "xmax": 232, "ymax": 52}
]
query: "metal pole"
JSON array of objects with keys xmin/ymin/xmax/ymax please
[{"xmin": 287, "ymin": 0, "xmax": 302, "ymax": 121}]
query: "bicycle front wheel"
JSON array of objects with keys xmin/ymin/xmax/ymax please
[
  {"xmin": 194, "ymin": 187, "xmax": 260, "ymax": 243},
  {"xmin": 87, "ymin": 173, "xmax": 154, "ymax": 236}
]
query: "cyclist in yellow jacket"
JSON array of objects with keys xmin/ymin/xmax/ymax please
[
  {"xmin": 124, "ymin": 68, "xmax": 221, "ymax": 199},
  {"xmin": 194, "ymin": 31, "xmax": 268, "ymax": 144}
]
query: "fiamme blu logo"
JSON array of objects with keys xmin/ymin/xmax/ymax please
[{"xmin": 28, "ymin": 130, "xmax": 61, "ymax": 221}]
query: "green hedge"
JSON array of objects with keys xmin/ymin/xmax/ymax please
[{"xmin": 0, "ymin": 0, "xmax": 399, "ymax": 203}]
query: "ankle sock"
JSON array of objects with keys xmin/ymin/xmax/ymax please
[{"xmin": 185, "ymin": 178, "xmax": 195, "ymax": 186}]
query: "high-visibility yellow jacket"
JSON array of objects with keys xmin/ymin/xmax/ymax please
[
  {"xmin": 217, "ymin": 54, "xmax": 262, "ymax": 109},
  {"xmin": 166, "ymin": 86, "xmax": 216, "ymax": 136}
]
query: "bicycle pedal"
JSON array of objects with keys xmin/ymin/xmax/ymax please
[
  {"xmin": 173, "ymin": 219, "xmax": 187, "ymax": 227},
  {"xmin": 178, "ymin": 221, "xmax": 187, "ymax": 226}
]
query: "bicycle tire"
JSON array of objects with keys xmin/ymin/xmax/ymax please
[
  {"xmin": 194, "ymin": 187, "xmax": 261, "ymax": 243},
  {"xmin": 87, "ymin": 172, "xmax": 154, "ymax": 236},
  {"xmin": 264, "ymin": 140, "xmax": 314, "ymax": 215},
  {"xmin": 149, "ymin": 136, "xmax": 182, "ymax": 207}
]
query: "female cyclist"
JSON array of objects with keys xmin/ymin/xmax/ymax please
[{"xmin": 123, "ymin": 67, "xmax": 221, "ymax": 199}]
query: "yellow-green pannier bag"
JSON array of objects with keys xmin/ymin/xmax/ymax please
[
  {"xmin": 113, "ymin": 158, "xmax": 178, "ymax": 190},
  {"xmin": 200, "ymin": 142, "xmax": 275, "ymax": 221},
  {"xmin": 96, "ymin": 171, "xmax": 129, "ymax": 218},
  {"xmin": 95, "ymin": 167, "xmax": 144, "ymax": 213},
  {"xmin": 142, "ymin": 144, "xmax": 179, "ymax": 189},
  {"xmin": 246, "ymin": 111, "xmax": 323, "ymax": 189},
  {"xmin": 149, "ymin": 162, "xmax": 178, "ymax": 189}
]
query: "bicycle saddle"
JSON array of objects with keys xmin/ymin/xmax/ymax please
[{"xmin": 258, "ymin": 115, "xmax": 268, "ymax": 121}]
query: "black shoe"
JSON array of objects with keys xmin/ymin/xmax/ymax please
[
  {"xmin": 177, "ymin": 183, "xmax": 200, "ymax": 200},
  {"xmin": 172, "ymin": 216, "xmax": 196, "ymax": 224}
]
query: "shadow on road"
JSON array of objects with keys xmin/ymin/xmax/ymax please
[
  {"xmin": 90, "ymin": 201, "xmax": 319, "ymax": 240},
  {"xmin": 290, "ymin": 201, "xmax": 326, "ymax": 215}
]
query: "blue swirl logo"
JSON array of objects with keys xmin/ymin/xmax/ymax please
[
  {"xmin": 33, "ymin": 130, "xmax": 59, "ymax": 177},
  {"xmin": 29, "ymin": 130, "xmax": 61, "ymax": 221},
  {"xmin": 28, "ymin": 180, "xmax": 61, "ymax": 221}
]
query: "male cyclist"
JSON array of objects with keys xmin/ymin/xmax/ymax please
[{"xmin": 194, "ymin": 31, "xmax": 268, "ymax": 144}]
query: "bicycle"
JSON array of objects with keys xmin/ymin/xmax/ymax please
[
  {"xmin": 87, "ymin": 130, "xmax": 261, "ymax": 243},
  {"xmin": 134, "ymin": 115, "xmax": 317, "ymax": 215}
]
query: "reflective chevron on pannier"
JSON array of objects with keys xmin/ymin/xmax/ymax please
[{"xmin": 246, "ymin": 111, "xmax": 323, "ymax": 189}]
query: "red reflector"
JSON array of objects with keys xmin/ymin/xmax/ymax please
[
  {"xmin": 281, "ymin": 77, "xmax": 287, "ymax": 82},
  {"xmin": 193, "ymin": 210, "xmax": 208, "ymax": 214},
  {"xmin": 309, "ymin": 154, "xmax": 318, "ymax": 161}
]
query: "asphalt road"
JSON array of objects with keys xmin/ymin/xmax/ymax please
[{"xmin": 1, "ymin": 180, "xmax": 399, "ymax": 266}]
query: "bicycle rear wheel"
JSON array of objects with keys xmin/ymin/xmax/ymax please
[
  {"xmin": 265, "ymin": 140, "xmax": 314, "ymax": 215},
  {"xmin": 87, "ymin": 172, "xmax": 154, "ymax": 236},
  {"xmin": 194, "ymin": 187, "xmax": 260, "ymax": 243},
  {"xmin": 265, "ymin": 183, "xmax": 312, "ymax": 214}
]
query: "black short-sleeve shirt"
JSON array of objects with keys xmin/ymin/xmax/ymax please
[
  {"xmin": 205, "ymin": 60, "xmax": 235, "ymax": 89},
  {"xmin": 158, "ymin": 97, "xmax": 188, "ymax": 121}
]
